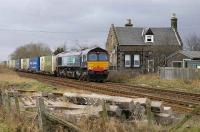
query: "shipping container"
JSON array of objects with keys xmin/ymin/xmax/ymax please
[
  {"xmin": 21, "ymin": 58, "xmax": 29, "ymax": 70},
  {"xmin": 40, "ymin": 55, "xmax": 56, "ymax": 74},
  {"xmin": 6, "ymin": 61, "xmax": 9, "ymax": 67},
  {"xmin": 15, "ymin": 59, "xmax": 21, "ymax": 70},
  {"xmin": 9, "ymin": 60, "xmax": 15, "ymax": 68},
  {"xmin": 29, "ymin": 57, "xmax": 40, "ymax": 72}
]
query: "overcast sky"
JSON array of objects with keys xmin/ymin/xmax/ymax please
[{"xmin": 0, "ymin": 0, "xmax": 200, "ymax": 61}]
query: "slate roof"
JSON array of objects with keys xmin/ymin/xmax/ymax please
[
  {"xmin": 114, "ymin": 27, "xmax": 181, "ymax": 46},
  {"xmin": 179, "ymin": 51, "xmax": 200, "ymax": 59}
]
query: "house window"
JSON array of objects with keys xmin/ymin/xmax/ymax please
[
  {"xmin": 172, "ymin": 61, "xmax": 182, "ymax": 67},
  {"xmin": 134, "ymin": 55, "xmax": 140, "ymax": 67},
  {"xmin": 125, "ymin": 55, "xmax": 131, "ymax": 67},
  {"xmin": 145, "ymin": 35, "xmax": 154, "ymax": 43}
]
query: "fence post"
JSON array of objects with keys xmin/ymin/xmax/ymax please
[
  {"xmin": 0, "ymin": 90, "xmax": 3, "ymax": 106},
  {"xmin": 102, "ymin": 101, "xmax": 109, "ymax": 122},
  {"xmin": 2, "ymin": 91, "xmax": 6, "ymax": 108},
  {"xmin": 146, "ymin": 99, "xmax": 152, "ymax": 131},
  {"xmin": 13, "ymin": 91, "xmax": 20, "ymax": 117},
  {"xmin": 36, "ymin": 97, "xmax": 47, "ymax": 132},
  {"xmin": 6, "ymin": 92, "xmax": 11, "ymax": 114}
]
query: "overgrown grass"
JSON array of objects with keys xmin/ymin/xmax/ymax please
[
  {"xmin": 107, "ymin": 70, "xmax": 139, "ymax": 83},
  {"xmin": 127, "ymin": 74, "xmax": 200, "ymax": 93},
  {"xmin": 1, "ymin": 67, "xmax": 200, "ymax": 131},
  {"xmin": 0, "ymin": 68, "xmax": 57, "ymax": 93},
  {"xmin": 108, "ymin": 70, "xmax": 200, "ymax": 93},
  {"xmin": 0, "ymin": 67, "xmax": 87, "ymax": 94},
  {"xmin": 78, "ymin": 117, "xmax": 165, "ymax": 132}
]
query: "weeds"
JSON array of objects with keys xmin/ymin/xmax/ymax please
[
  {"xmin": 107, "ymin": 70, "xmax": 139, "ymax": 83},
  {"xmin": 127, "ymin": 74, "xmax": 200, "ymax": 93}
]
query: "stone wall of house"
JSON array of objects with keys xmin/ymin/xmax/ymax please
[
  {"xmin": 106, "ymin": 25, "xmax": 118, "ymax": 52},
  {"xmin": 117, "ymin": 45, "xmax": 151, "ymax": 71},
  {"xmin": 106, "ymin": 25, "xmax": 119, "ymax": 68}
]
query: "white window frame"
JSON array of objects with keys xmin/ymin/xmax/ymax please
[
  {"xmin": 182, "ymin": 59, "xmax": 191, "ymax": 68},
  {"xmin": 134, "ymin": 54, "xmax": 140, "ymax": 67},
  {"xmin": 125, "ymin": 54, "xmax": 131, "ymax": 68},
  {"xmin": 145, "ymin": 35, "xmax": 154, "ymax": 43},
  {"xmin": 172, "ymin": 61, "xmax": 182, "ymax": 67}
]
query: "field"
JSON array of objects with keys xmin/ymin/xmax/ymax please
[{"xmin": 0, "ymin": 67, "xmax": 200, "ymax": 132}]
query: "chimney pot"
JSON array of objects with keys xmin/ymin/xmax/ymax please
[{"xmin": 125, "ymin": 19, "xmax": 133, "ymax": 27}]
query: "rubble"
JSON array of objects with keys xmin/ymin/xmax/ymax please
[
  {"xmin": 16, "ymin": 91, "xmax": 175, "ymax": 125},
  {"xmin": 155, "ymin": 113, "xmax": 173, "ymax": 125}
]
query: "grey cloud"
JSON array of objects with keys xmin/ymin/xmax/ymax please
[{"xmin": 0, "ymin": 0, "xmax": 200, "ymax": 60}]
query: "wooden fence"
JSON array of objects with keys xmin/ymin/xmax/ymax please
[
  {"xmin": 0, "ymin": 90, "xmax": 81, "ymax": 132},
  {"xmin": 159, "ymin": 67, "xmax": 200, "ymax": 80}
]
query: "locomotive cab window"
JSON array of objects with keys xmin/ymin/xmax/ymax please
[
  {"xmin": 88, "ymin": 53, "xmax": 97, "ymax": 61},
  {"xmin": 99, "ymin": 53, "xmax": 108, "ymax": 61}
]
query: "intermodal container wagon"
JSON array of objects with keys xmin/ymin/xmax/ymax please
[
  {"xmin": 21, "ymin": 58, "xmax": 29, "ymax": 70},
  {"xmin": 15, "ymin": 59, "xmax": 21, "ymax": 70},
  {"xmin": 9, "ymin": 60, "xmax": 15, "ymax": 68},
  {"xmin": 29, "ymin": 57, "xmax": 40, "ymax": 72},
  {"xmin": 6, "ymin": 61, "xmax": 9, "ymax": 67},
  {"xmin": 40, "ymin": 55, "xmax": 56, "ymax": 74},
  {"xmin": 8, "ymin": 60, "xmax": 11, "ymax": 68},
  {"xmin": 0, "ymin": 61, "xmax": 7, "ymax": 67}
]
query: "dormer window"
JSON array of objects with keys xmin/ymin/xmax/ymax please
[
  {"xmin": 145, "ymin": 35, "xmax": 154, "ymax": 43},
  {"xmin": 143, "ymin": 28, "xmax": 154, "ymax": 43}
]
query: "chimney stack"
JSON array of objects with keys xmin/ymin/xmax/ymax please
[
  {"xmin": 171, "ymin": 13, "xmax": 178, "ymax": 31},
  {"xmin": 125, "ymin": 19, "xmax": 133, "ymax": 27}
]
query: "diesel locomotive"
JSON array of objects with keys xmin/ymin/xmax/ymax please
[{"xmin": 57, "ymin": 47, "xmax": 109, "ymax": 81}]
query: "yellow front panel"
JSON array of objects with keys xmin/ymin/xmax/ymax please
[{"xmin": 87, "ymin": 61, "xmax": 109, "ymax": 71}]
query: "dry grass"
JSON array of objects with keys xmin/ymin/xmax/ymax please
[
  {"xmin": 107, "ymin": 70, "xmax": 139, "ymax": 83},
  {"xmin": 78, "ymin": 117, "xmax": 164, "ymax": 132},
  {"xmin": 107, "ymin": 69, "xmax": 200, "ymax": 93},
  {"xmin": 1, "ymin": 67, "xmax": 200, "ymax": 131},
  {"xmin": 0, "ymin": 67, "xmax": 85, "ymax": 94},
  {"xmin": 0, "ymin": 107, "xmax": 38, "ymax": 132},
  {"xmin": 127, "ymin": 74, "xmax": 200, "ymax": 93}
]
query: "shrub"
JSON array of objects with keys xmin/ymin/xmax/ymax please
[{"xmin": 107, "ymin": 70, "xmax": 139, "ymax": 83}]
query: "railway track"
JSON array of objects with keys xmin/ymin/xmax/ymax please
[{"xmin": 18, "ymin": 72, "xmax": 200, "ymax": 113}]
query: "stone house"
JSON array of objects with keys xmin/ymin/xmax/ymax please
[
  {"xmin": 166, "ymin": 50, "xmax": 200, "ymax": 68},
  {"xmin": 106, "ymin": 14, "xmax": 183, "ymax": 72}
]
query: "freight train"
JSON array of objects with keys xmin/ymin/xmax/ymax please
[{"xmin": 7, "ymin": 47, "xmax": 109, "ymax": 82}]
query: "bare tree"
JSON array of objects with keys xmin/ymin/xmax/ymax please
[
  {"xmin": 10, "ymin": 43, "xmax": 52, "ymax": 59},
  {"xmin": 53, "ymin": 45, "xmax": 66, "ymax": 55},
  {"xmin": 70, "ymin": 40, "xmax": 98, "ymax": 51},
  {"xmin": 186, "ymin": 34, "xmax": 200, "ymax": 51},
  {"xmin": 150, "ymin": 36, "xmax": 181, "ymax": 69}
]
